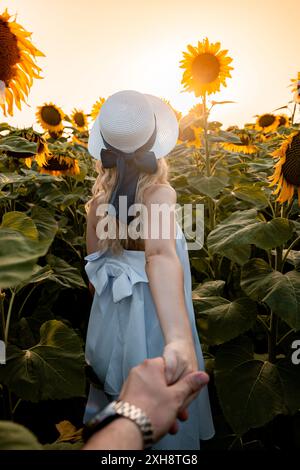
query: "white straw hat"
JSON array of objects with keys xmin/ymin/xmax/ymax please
[{"xmin": 88, "ymin": 90, "xmax": 179, "ymax": 160}]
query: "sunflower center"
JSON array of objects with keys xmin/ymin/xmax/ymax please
[
  {"xmin": 238, "ymin": 134, "xmax": 250, "ymax": 146},
  {"xmin": 43, "ymin": 156, "xmax": 72, "ymax": 171},
  {"xmin": 179, "ymin": 126, "xmax": 195, "ymax": 142},
  {"xmin": 0, "ymin": 19, "xmax": 21, "ymax": 83},
  {"xmin": 282, "ymin": 133, "xmax": 300, "ymax": 186},
  {"xmin": 74, "ymin": 112, "xmax": 85, "ymax": 127},
  {"xmin": 258, "ymin": 114, "xmax": 276, "ymax": 128},
  {"xmin": 191, "ymin": 53, "xmax": 220, "ymax": 84},
  {"xmin": 40, "ymin": 106, "xmax": 62, "ymax": 126},
  {"xmin": 279, "ymin": 116, "xmax": 287, "ymax": 126}
]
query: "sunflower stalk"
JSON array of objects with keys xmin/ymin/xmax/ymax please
[
  {"xmin": 268, "ymin": 246, "xmax": 283, "ymax": 363},
  {"xmin": 202, "ymin": 93, "xmax": 211, "ymax": 177},
  {"xmin": 4, "ymin": 289, "xmax": 16, "ymax": 344},
  {"xmin": 291, "ymin": 103, "xmax": 297, "ymax": 126},
  {"xmin": 0, "ymin": 288, "xmax": 13, "ymax": 419},
  {"xmin": 201, "ymin": 93, "xmax": 215, "ymax": 235},
  {"xmin": 0, "ymin": 289, "xmax": 5, "ymax": 344}
]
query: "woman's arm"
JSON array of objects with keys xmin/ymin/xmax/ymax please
[
  {"xmin": 143, "ymin": 185, "xmax": 198, "ymax": 384},
  {"xmin": 86, "ymin": 197, "xmax": 100, "ymax": 255},
  {"xmin": 86, "ymin": 198, "xmax": 100, "ymax": 296}
]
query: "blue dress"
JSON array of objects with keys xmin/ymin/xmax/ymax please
[{"xmin": 83, "ymin": 222, "xmax": 215, "ymax": 450}]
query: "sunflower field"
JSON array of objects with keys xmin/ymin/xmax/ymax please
[{"xmin": 0, "ymin": 10, "xmax": 300, "ymax": 451}]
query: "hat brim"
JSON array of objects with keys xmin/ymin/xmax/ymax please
[{"xmin": 88, "ymin": 93, "xmax": 179, "ymax": 160}]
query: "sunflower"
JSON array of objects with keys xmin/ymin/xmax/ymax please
[
  {"xmin": 189, "ymin": 103, "xmax": 205, "ymax": 119},
  {"xmin": 269, "ymin": 132, "xmax": 300, "ymax": 204},
  {"xmin": 36, "ymin": 103, "xmax": 65, "ymax": 133},
  {"xmin": 293, "ymin": 91, "xmax": 300, "ymax": 104},
  {"xmin": 47, "ymin": 129, "xmax": 64, "ymax": 140},
  {"xmin": 222, "ymin": 132, "xmax": 257, "ymax": 155},
  {"xmin": 0, "ymin": 9, "xmax": 44, "ymax": 116},
  {"xmin": 72, "ymin": 134, "xmax": 88, "ymax": 148},
  {"xmin": 290, "ymin": 72, "xmax": 300, "ymax": 92},
  {"xmin": 40, "ymin": 154, "xmax": 80, "ymax": 177},
  {"xmin": 178, "ymin": 124, "xmax": 202, "ymax": 148},
  {"xmin": 2, "ymin": 129, "xmax": 49, "ymax": 167},
  {"xmin": 90, "ymin": 97, "xmax": 105, "ymax": 121},
  {"xmin": 18, "ymin": 130, "xmax": 49, "ymax": 168},
  {"xmin": 255, "ymin": 114, "xmax": 280, "ymax": 133},
  {"xmin": 278, "ymin": 114, "xmax": 290, "ymax": 128},
  {"xmin": 70, "ymin": 109, "xmax": 88, "ymax": 131},
  {"xmin": 180, "ymin": 38, "xmax": 233, "ymax": 96}
]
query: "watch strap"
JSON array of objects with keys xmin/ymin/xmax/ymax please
[
  {"xmin": 82, "ymin": 399, "xmax": 154, "ymax": 449},
  {"xmin": 113, "ymin": 400, "xmax": 154, "ymax": 448}
]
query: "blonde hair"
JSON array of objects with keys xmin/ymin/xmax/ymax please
[{"xmin": 85, "ymin": 157, "xmax": 171, "ymax": 254}]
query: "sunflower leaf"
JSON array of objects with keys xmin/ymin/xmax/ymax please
[
  {"xmin": 195, "ymin": 297, "xmax": 257, "ymax": 345},
  {"xmin": 0, "ymin": 136, "xmax": 37, "ymax": 155},
  {"xmin": 215, "ymin": 336, "xmax": 288, "ymax": 436},
  {"xmin": 208, "ymin": 212, "xmax": 295, "ymax": 265},
  {"xmin": 0, "ymin": 320, "xmax": 86, "ymax": 402},
  {"xmin": 1, "ymin": 211, "xmax": 39, "ymax": 241},
  {"xmin": 30, "ymin": 205, "xmax": 58, "ymax": 242},
  {"xmin": 208, "ymin": 130, "xmax": 242, "ymax": 143},
  {"xmin": 0, "ymin": 228, "xmax": 51, "ymax": 289},
  {"xmin": 0, "ymin": 422, "xmax": 42, "ymax": 450},
  {"xmin": 241, "ymin": 259, "xmax": 300, "ymax": 330},
  {"xmin": 231, "ymin": 185, "xmax": 270, "ymax": 209},
  {"xmin": 193, "ymin": 280, "xmax": 226, "ymax": 298},
  {"xmin": 188, "ymin": 174, "xmax": 228, "ymax": 198},
  {"xmin": 45, "ymin": 254, "xmax": 86, "ymax": 289}
]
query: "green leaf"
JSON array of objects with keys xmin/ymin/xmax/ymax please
[
  {"xmin": 196, "ymin": 297, "xmax": 257, "ymax": 345},
  {"xmin": 0, "ymin": 173, "xmax": 35, "ymax": 188},
  {"xmin": 0, "ymin": 421, "xmax": 42, "ymax": 450},
  {"xmin": 0, "ymin": 122, "xmax": 12, "ymax": 132},
  {"xmin": 276, "ymin": 359, "xmax": 300, "ymax": 413},
  {"xmin": 207, "ymin": 209, "xmax": 257, "ymax": 265},
  {"xmin": 0, "ymin": 136, "xmax": 37, "ymax": 155},
  {"xmin": 0, "ymin": 229, "xmax": 52, "ymax": 289},
  {"xmin": 249, "ymin": 218, "xmax": 294, "ymax": 250},
  {"xmin": 30, "ymin": 206, "xmax": 58, "ymax": 242},
  {"xmin": 241, "ymin": 259, "xmax": 300, "ymax": 330},
  {"xmin": 208, "ymin": 130, "xmax": 242, "ymax": 143},
  {"xmin": 215, "ymin": 337, "xmax": 287, "ymax": 436},
  {"xmin": 232, "ymin": 185, "xmax": 270, "ymax": 209},
  {"xmin": 188, "ymin": 174, "xmax": 227, "ymax": 198},
  {"xmin": 193, "ymin": 280, "xmax": 225, "ymax": 298},
  {"xmin": 0, "ymin": 320, "xmax": 86, "ymax": 401},
  {"xmin": 208, "ymin": 211, "xmax": 294, "ymax": 265},
  {"xmin": 1, "ymin": 211, "xmax": 39, "ymax": 241},
  {"xmin": 15, "ymin": 265, "xmax": 54, "ymax": 293},
  {"xmin": 45, "ymin": 254, "xmax": 86, "ymax": 288}
]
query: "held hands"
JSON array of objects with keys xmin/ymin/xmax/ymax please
[
  {"xmin": 119, "ymin": 357, "xmax": 208, "ymax": 443},
  {"xmin": 163, "ymin": 338, "xmax": 199, "ymax": 385}
]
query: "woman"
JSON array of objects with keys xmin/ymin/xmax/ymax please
[{"xmin": 84, "ymin": 90, "xmax": 214, "ymax": 449}]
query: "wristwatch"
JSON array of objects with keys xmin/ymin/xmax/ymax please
[{"xmin": 82, "ymin": 400, "xmax": 154, "ymax": 448}]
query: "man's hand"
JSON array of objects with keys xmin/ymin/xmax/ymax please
[{"xmin": 119, "ymin": 357, "xmax": 209, "ymax": 443}]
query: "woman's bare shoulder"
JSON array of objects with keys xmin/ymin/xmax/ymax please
[{"xmin": 143, "ymin": 184, "xmax": 177, "ymax": 204}]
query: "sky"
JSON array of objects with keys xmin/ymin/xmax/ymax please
[{"xmin": 2, "ymin": 0, "xmax": 300, "ymax": 129}]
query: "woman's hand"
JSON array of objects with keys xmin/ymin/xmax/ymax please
[{"xmin": 163, "ymin": 339, "xmax": 198, "ymax": 385}]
